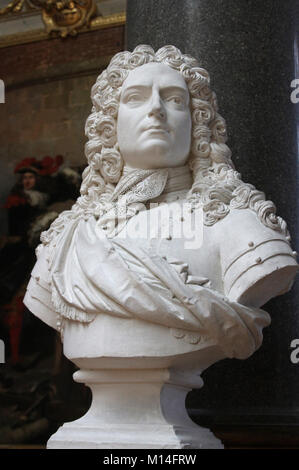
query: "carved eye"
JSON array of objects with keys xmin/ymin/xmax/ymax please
[
  {"xmin": 127, "ymin": 94, "xmax": 142, "ymax": 102},
  {"xmin": 166, "ymin": 96, "xmax": 184, "ymax": 105}
]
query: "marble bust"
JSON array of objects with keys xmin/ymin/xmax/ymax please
[{"xmin": 24, "ymin": 45, "xmax": 298, "ymax": 449}]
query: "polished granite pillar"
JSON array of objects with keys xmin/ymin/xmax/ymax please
[{"xmin": 127, "ymin": 0, "xmax": 299, "ymax": 433}]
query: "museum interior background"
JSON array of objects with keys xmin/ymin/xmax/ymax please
[{"xmin": 0, "ymin": 0, "xmax": 298, "ymax": 448}]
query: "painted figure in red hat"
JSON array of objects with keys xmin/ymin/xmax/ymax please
[{"xmin": 0, "ymin": 155, "xmax": 81, "ymax": 364}]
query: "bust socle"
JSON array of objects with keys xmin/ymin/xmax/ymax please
[{"xmin": 24, "ymin": 45, "xmax": 298, "ymax": 449}]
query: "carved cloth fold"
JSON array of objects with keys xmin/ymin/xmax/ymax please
[{"xmin": 50, "ymin": 217, "xmax": 270, "ymax": 360}]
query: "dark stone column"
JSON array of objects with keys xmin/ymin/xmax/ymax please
[{"xmin": 126, "ymin": 0, "xmax": 299, "ymax": 434}]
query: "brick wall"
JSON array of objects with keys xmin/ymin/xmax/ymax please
[
  {"xmin": 0, "ymin": 26, "xmax": 125, "ymax": 86},
  {"xmin": 0, "ymin": 26, "xmax": 125, "ymax": 234}
]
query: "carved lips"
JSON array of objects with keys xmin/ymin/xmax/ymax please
[{"xmin": 141, "ymin": 123, "xmax": 171, "ymax": 138}]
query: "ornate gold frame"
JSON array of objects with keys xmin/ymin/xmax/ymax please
[{"xmin": 0, "ymin": 11, "xmax": 125, "ymax": 48}]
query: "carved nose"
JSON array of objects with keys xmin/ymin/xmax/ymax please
[
  {"xmin": 148, "ymin": 92, "xmax": 166, "ymax": 120},
  {"xmin": 148, "ymin": 108, "xmax": 166, "ymax": 119}
]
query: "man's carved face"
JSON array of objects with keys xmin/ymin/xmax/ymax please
[{"xmin": 117, "ymin": 62, "xmax": 192, "ymax": 170}]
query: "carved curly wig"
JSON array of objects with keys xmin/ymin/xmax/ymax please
[{"xmin": 41, "ymin": 45, "xmax": 288, "ymax": 245}]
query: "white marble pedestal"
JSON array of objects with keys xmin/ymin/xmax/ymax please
[
  {"xmin": 47, "ymin": 368, "xmax": 223, "ymax": 449},
  {"xmin": 44, "ymin": 313, "xmax": 228, "ymax": 449}
]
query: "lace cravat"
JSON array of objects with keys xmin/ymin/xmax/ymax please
[{"xmin": 96, "ymin": 165, "xmax": 192, "ymax": 237}]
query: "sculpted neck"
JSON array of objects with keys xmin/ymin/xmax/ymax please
[
  {"xmin": 163, "ymin": 165, "xmax": 192, "ymax": 193},
  {"xmin": 122, "ymin": 164, "xmax": 193, "ymax": 203},
  {"xmin": 153, "ymin": 164, "xmax": 192, "ymax": 202}
]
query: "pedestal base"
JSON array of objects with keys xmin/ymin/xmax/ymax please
[
  {"xmin": 48, "ymin": 423, "xmax": 222, "ymax": 449},
  {"xmin": 47, "ymin": 369, "xmax": 223, "ymax": 449}
]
